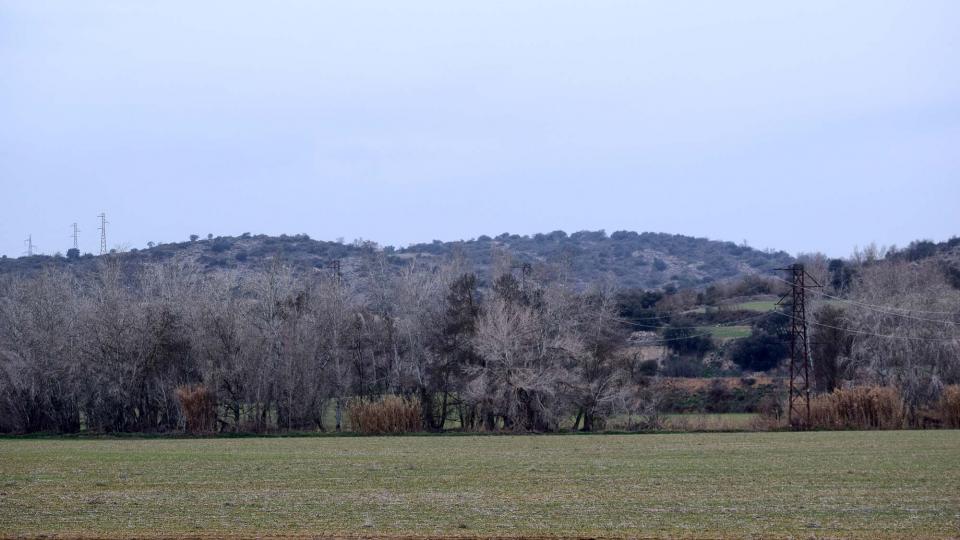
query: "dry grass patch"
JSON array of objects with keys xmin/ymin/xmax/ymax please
[
  {"xmin": 808, "ymin": 386, "xmax": 906, "ymax": 430},
  {"xmin": 175, "ymin": 384, "xmax": 217, "ymax": 434},
  {"xmin": 937, "ymin": 385, "xmax": 960, "ymax": 428},
  {"xmin": 347, "ymin": 396, "xmax": 422, "ymax": 434}
]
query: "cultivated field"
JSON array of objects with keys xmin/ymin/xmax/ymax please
[
  {"xmin": 1, "ymin": 431, "xmax": 958, "ymax": 539},
  {"xmin": 730, "ymin": 300, "xmax": 779, "ymax": 312},
  {"xmin": 697, "ymin": 325, "xmax": 752, "ymax": 339}
]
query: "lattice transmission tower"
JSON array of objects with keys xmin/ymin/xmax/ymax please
[
  {"xmin": 71, "ymin": 222, "xmax": 80, "ymax": 251},
  {"xmin": 778, "ymin": 263, "xmax": 822, "ymax": 429},
  {"xmin": 24, "ymin": 234, "xmax": 36, "ymax": 256},
  {"xmin": 97, "ymin": 213, "xmax": 108, "ymax": 255}
]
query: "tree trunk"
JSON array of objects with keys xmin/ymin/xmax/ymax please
[
  {"xmin": 438, "ymin": 391, "xmax": 449, "ymax": 431},
  {"xmin": 572, "ymin": 408, "xmax": 583, "ymax": 431}
]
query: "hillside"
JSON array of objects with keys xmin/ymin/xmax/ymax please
[{"xmin": 0, "ymin": 230, "xmax": 794, "ymax": 289}]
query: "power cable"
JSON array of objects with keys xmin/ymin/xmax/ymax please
[
  {"xmin": 766, "ymin": 274, "xmax": 959, "ymax": 324},
  {"xmin": 623, "ymin": 310, "xmax": 773, "ymax": 330},
  {"xmin": 772, "ymin": 311, "xmax": 959, "ymax": 342}
]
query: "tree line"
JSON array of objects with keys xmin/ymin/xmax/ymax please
[
  {"xmin": 0, "ymin": 255, "xmax": 652, "ymax": 433},
  {"xmin": 1, "ymin": 249, "xmax": 956, "ymax": 434}
]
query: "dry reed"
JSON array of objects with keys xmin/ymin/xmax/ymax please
[
  {"xmin": 937, "ymin": 385, "xmax": 960, "ymax": 428},
  {"xmin": 808, "ymin": 386, "xmax": 905, "ymax": 430},
  {"xmin": 175, "ymin": 384, "xmax": 217, "ymax": 434},
  {"xmin": 347, "ymin": 395, "xmax": 422, "ymax": 434}
]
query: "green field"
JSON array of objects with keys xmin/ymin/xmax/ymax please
[
  {"xmin": 2, "ymin": 431, "xmax": 958, "ymax": 539},
  {"xmin": 731, "ymin": 300, "xmax": 778, "ymax": 312},
  {"xmin": 698, "ymin": 324, "xmax": 752, "ymax": 339},
  {"xmin": 662, "ymin": 412, "xmax": 759, "ymax": 431}
]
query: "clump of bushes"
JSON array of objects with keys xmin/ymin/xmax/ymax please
[
  {"xmin": 175, "ymin": 384, "xmax": 217, "ymax": 434},
  {"xmin": 348, "ymin": 396, "xmax": 422, "ymax": 434},
  {"xmin": 808, "ymin": 386, "xmax": 905, "ymax": 430},
  {"xmin": 659, "ymin": 379, "xmax": 780, "ymax": 414}
]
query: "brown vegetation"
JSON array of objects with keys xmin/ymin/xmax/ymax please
[
  {"xmin": 937, "ymin": 385, "xmax": 960, "ymax": 428},
  {"xmin": 659, "ymin": 376, "xmax": 778, "ymax": 391},
  {"xmin": 347, "ymin": 396, "xmax": 422, "ymax": 434},
  {"xmin": 175, "ymin": 384, "xmax": 217, "ymax": 434},
  {"xmin": 808, "ymin": 386, "xmax": 906, "ymax": 430}
]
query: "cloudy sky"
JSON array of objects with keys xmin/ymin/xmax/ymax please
[{"xmin": 1, "ymin": 1, "xmax": 958, "ymax": 258}]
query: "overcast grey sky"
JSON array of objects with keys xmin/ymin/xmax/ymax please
[{"xmin": 1, "ymin": 2, "xmax": 957, "ymax": 258}]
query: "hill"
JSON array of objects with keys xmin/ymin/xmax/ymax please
[{"xmin": 0, "ymin": 230, "xmax": 794, "ymax": 289}]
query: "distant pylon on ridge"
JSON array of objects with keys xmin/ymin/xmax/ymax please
[
  {"xmin": 98, "ymin": 213, "xmax": 108, "ymax": 255},
  {"xmin": 71, "ymin": 222, "xmax": 80, "ymax": 251}
]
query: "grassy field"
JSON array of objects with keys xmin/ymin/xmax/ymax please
[
  {"xmin": 698, "ymin": 325, "xmax": 752, "ymax": 339},
  {"xmin": 731, "ymin": 300, "xmax": 778, "ymax": 312},
  {"xmin": 1, "ymin": 431, "xmax": 959, "ymax": 539},
  {"xmin": 602, "ymin": 413, "xmax": 760, "ymax": 432},
  {"xmin": 662, "ymin": 412, "xmax": 759, "ymax": 431}
]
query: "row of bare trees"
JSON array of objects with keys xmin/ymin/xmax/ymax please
[
  {"xmin": 810, "ymin": 258, "xmax": 960, "ymax": 421},
  {"xmin": 0, "ymin": 256, "xmax": 650, "ymax": 433},
  {"xmin": 1, "ymin": 252, "xmax": 956, "ymax": 433}
]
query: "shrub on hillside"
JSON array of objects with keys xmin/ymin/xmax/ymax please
[
  {"xmin": 662, "ymin": 326, "xmax": 714, "ymax": 357},
  {"xmin": 348, "ymin": 396, "xmax": 422, "ymax": 434},
  {"xmin": 730, "ymin": 333, "xmax": 788, "ymax": 372},
  {"xmin": 637, "ymin": 359, "xmax": 659, "ymax": 377},
  {"xmin": 660, "ymin": 356, "xmax": 706, "ymax": 378},
  {"xmin": 210, "ymin": 238, "xmax": 233, "ymax": 253}
]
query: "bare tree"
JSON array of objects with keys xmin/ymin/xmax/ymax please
[
  {"xmin": 466, "ymin": 275, "xmax": 580, "ymax": 431},
  {"xmin": 0, "ymin": 269, "xmax": 83, "ymax": 432},
  {"xmin": 843, "ymin": 260, "xmax": 960, "ymax": 416}
]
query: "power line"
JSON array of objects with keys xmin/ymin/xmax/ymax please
[
  {"xmin": 772, "ymin": 311, "xmax": 959, "ymax": 342},
  {"xmin": 767, "ymin": 273, "xmax": 959, "ymax": 323},
  {"xmin": 631, "ymin": 330, "xmax": 717, "ymax": 344},
  {"xmin": 810, "ymin": 288, "xmax": 959, "ymax": 325},
  {"xmin": 634, "ymin": 306, "xmax": 958, "ymax": 344},
  {"xmin": 621, "ymin": 310, "xmax": 710, "ymax": 322},
  {"xmin": 623, "ymin": 303, "xmax": 771, "ymax": 321},
  {"xmin": 624, "ymin": 310, "xmax": 772, "ymax": 330},
  {"xmin": 628, "ymin": 313, "xmax": 774, "ymax": 345}
]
